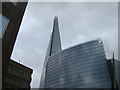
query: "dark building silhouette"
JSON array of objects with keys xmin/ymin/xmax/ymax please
[
  {"xmin": 4, "ymin": 59, "xmax": 33, "ymax": 88},
  {"xmin": 0, "ymin": 1, "xmax": 33, "ymax": 89},
  {"xmin": 107, "ymin": 57, "xmax": 120, "ymax": 89},
  {"xmin": 40, "ymin": 17, "xmax": 119, "ymax": 89}
]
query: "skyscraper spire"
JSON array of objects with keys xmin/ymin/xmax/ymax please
[
  {"xmin": 49, "ymin": 16, "xmax": 62, "ymax": 55},
  {"xmin": 40, "ymin": 17, "xmax": 62, "ymax": 88}
]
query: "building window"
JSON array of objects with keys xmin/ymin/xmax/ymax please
[
  {"xmin": 0, "ymin": 14, "xmax": 10, "ymax": 38},
  {"xmin": 9, "ymin": 0, "xmax": 18, "ymax": 6}
]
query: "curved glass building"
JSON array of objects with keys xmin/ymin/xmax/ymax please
[
  {"xmin": 45, "ymin": 39, "xmax": 111, "ymax": 88},
  {"xmin": 40, "ymin": 17, "xmax": 113, "ymax": 88}
]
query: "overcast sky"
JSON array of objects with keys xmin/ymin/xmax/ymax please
[{"xmin": 11, "ymin": 2, "xmax": 118, "ymax": 88}]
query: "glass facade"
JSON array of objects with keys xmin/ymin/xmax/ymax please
[
  {"xmin": 0, "ymin": 14, "xmax": 9, "ymax": 38},
  {"xmin": 45, "ymin": 39, "xmax": 112, "ymax": 88},
  {"xmin": 40, "ymin": 17, "xmax": 62, "ymax": 88}
]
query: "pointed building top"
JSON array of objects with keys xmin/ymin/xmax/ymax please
[
  {"xmin": 54, "ymin": 16, "xmax": 58, "ymax": 23},
  {"xmin": 54, "ymin": 16, "xmax": 58, "ymax": 19},
  {"xmin": 53, "ymin": 16, "xmax": 58, "ymax": 28},
  {"xmin": 46, "ymin": 17, "xmax": 62, "ymax": 57},
  {"xmin": 49, "ymin": 16, "xmax": 61, "ymax": 56},
  {"xmin": 39, "ymin": 17, "xmax": 62, "ymax": 88}
]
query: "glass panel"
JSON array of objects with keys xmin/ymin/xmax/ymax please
[
  {"xmin": 0, "ymin": 14, "xmax": 9, "ymax": 38},
  {"xmin": 9, "ymin": 0, "xmax": 18, "ymax": 5},
  {"xmin": 45, "ymin": 40, "xmax": 112, "ymax": 88}
]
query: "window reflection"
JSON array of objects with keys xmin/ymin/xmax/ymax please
[
  {"xmin": 0, "ymin": 14, "xmax": 9, "ymax": 38},
  {"xmin": 45, "ymin": 40, "xmax": 112, "ymax": 88}
]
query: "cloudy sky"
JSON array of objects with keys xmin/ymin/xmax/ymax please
[{"xmin": 11, "ymin": 2, "xmax": 118, "ymax": 88}]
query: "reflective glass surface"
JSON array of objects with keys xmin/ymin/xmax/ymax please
[
  {"xmin": 0, "ymin": 14, "xmax": 9, "ymax": 38},
  {"xmin": 45, "ymin": 40, "xmax": 112, "ymax": 88}
]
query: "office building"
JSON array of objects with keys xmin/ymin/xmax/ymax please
[
  {"xmin": 46, "ymin": 39, "xmax": 113, "ymax": 88},
  {"xmin": 0, "ymin": 1, "xmax": 33, "ymax": 89},
  {"xmin": 4, "ymin": 59, "xmax": 33, "ymax": 88},
  {"xmin": 39, "ymin": 17, "xmax": 119, "ymax": 89}
]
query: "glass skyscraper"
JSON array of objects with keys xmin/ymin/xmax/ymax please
[{"xmin": 40, "ymin": 17, "xmax": 116, "ymax": 88}]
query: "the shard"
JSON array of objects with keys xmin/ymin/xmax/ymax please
[{"xmin": 40, "ymin": 16, "xmax": 62, "ymax": 88}]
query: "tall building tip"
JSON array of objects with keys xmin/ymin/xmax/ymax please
[{"xmin": 54, "ymin": 16, "xmax": 58, "ymax": 20}]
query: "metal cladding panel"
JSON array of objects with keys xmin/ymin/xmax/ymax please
[{"xmin": 45, "ymin": 39, "xmax": 112, "ymax": 88}]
